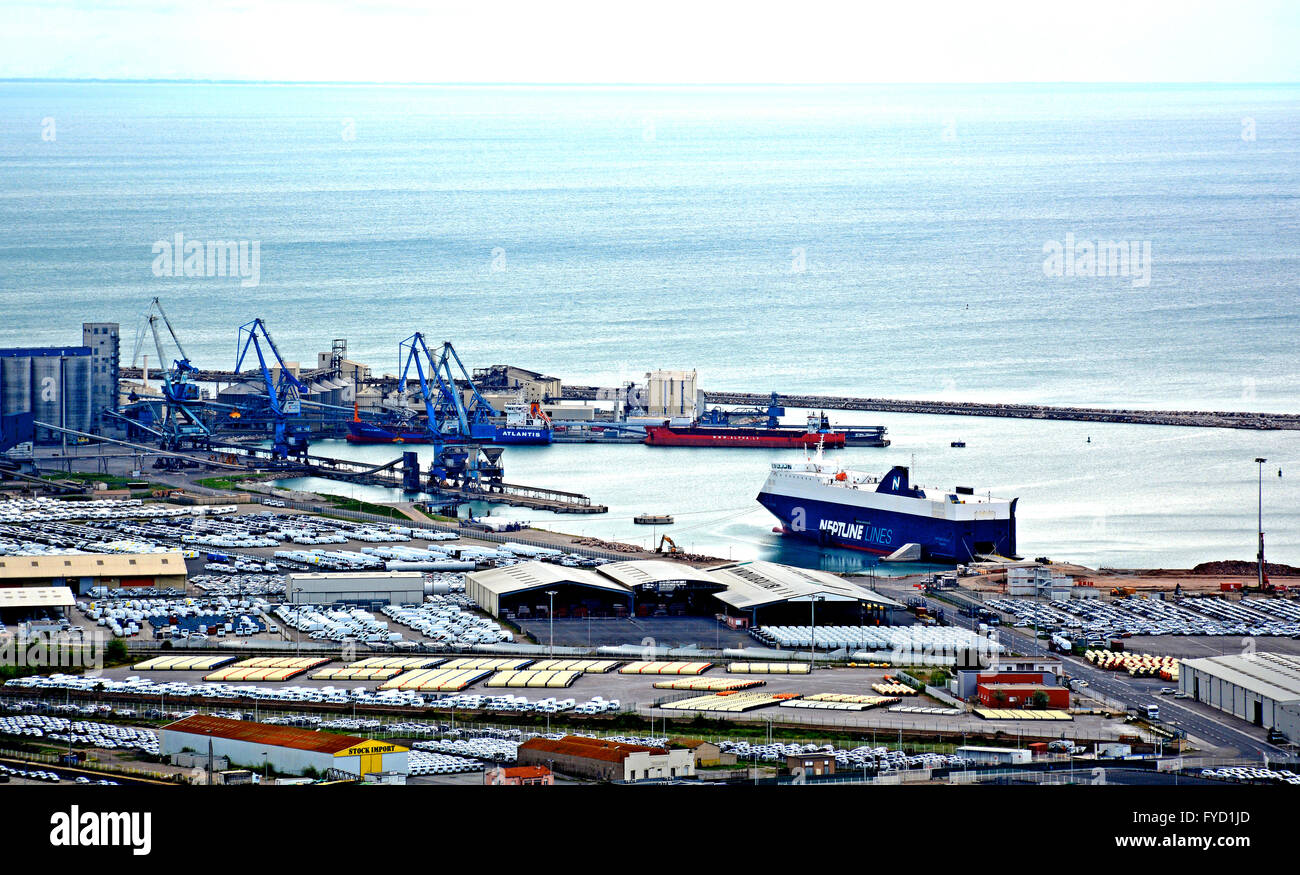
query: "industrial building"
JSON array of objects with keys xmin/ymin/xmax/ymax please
[
  {"xmin": 787, "ymin": 753, "xmax": 836, "ymax": 776},
  {"xmin": 464, "ymin": 558, "xmax": 902, "ymax": 625},
  {"xmin": 472, "ymin": 364, "xmax": 561, "ymax": 405},
  {"xmin": 0, "ymin": 346, "xmax": 94, "ymax": 444},
  {"xmin": 593, "ymin": 560, "xmax": 727, "ymax": 616},
  {"xmin": 976, "ymin": 682, "xmax": 1070, "ymax": 709},
  {"xmin": 668, "ymin": 738, "xmax": 735, "ymax": 767},
  {"xmin": 466, "ymin": 563, "xmax": 633, "ymax": 620},
  {"xmin": 644, "ymin": 369, "xmax": 699, "ymax": 419},
  {"xmin": 0, "ymin": 551, "xmax": 187, "ymax": 593},
  {"xmin": 81, "ymin": 322, "xmax": 121, "ymax": 434},
  {"xmin": 0, "ymin": 586, "xmax": 76, "ymax": 622},
  {"xmin": 517, "ymin": 734, "xmax": 694, "ymax": 782},
  {"xmin": 161, "ymin": 714, "xmax": 409, "ymax": 777},
  {"xmin": 485, "ymin": 765, "xmax": 555, "ymax": 785},
  {"xmin": 955, "ymin": 660, "xmax": 1064, "ymax": 699},
  {"xmin": 706, "ymin": 561, "xmax": 903, "ymax": 626},
  {"xmin": 955, "ymin": 746, "xmax": 1033, "ymax": 766},
  {"xmin": 1005, "ymin": 565, "xmax": 1072, "ymax": 601},
  {"xmin": 286, "ymin": 571, "xmax": 427, "ymax": 608},
  {"xmin": 1179, "ymin": 652, "xmax": 1300, "ymax": 743}
]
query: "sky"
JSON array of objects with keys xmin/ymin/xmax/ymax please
[{"xmin": 3, "ymin": 0, "xmax": 1299, "ymax": 83}]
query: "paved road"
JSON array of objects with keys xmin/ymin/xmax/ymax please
[{"xmin": 875, "ymin": 581, "xmax": 1290, "ymax": 761}]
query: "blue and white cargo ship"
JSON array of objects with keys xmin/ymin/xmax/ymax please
[
  {"xmin": 756, "ymin": 454, "xmax": 1018, "ymax": 563},
  {"xmin": 493, "ymin": 402, "xmax": 553, "ymax": 445}
]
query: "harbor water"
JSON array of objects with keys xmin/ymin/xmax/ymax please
[{"xmin": 2, "ymin": 82, "xmax": 1297, "ymax": 568}]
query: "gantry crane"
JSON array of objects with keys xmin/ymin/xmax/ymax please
[
  {"xmin": 396, "ymin": 333, "xmax": 503, "ymax": 489},
  {"xmin": 235, "ymin": 318, "xmax": 310, "ymax": 459},
  {"xmin": 126, "ymin": 298, "xmax": 211, "ymax": 451}
]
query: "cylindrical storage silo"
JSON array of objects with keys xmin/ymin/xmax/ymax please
[
  {"xmin": 31, "ymin": 354, "xmax": 62, "ymax": 442},
  {"xmin": 64, "ymin": 354, "xmax": 92, "ymax": 434},
  {"xmin": 0, "ymin": 355, "xmax": 32, "ymax": 417}
]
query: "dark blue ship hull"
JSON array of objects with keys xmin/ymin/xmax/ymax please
[
  {"xmin": 494, "ymin": 425, "xmax": 552, "ymax": 445},
  {"xmin": 756, "ymin": 491, "xmax": 1016, "ymax": 564}
]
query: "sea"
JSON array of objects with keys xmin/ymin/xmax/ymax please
[{"xmin": 1, "ymin": 82, "xmax": 1297, "ymax": 570}]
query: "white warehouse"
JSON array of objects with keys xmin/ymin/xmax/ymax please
[
  {"xmin": 161, "ymin": 714, "xmax": 409, "ymax": 778},
  {"xmin": 1179, "ymin": 652, "xmax": 1300, "ymax": 743},
  {"xmin": 286, "ymin": 571, "xmax": 426, "ymax": 608}
]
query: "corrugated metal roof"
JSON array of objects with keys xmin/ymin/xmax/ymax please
[
  {"xmin": 467, "ymin": 563, "xmax": 630, "ymax": 596},
  {"xmin": 0, "ymin": 552, "xmax": 185, "ymax": 581},
  {"xmin": 501, "ymin": 766, "xmax": 552, "ymax": 778},
  {"xmin": 0, "ymin": 586, "xmax": 75, "ymax": 608},
  {"xmin": 163, "ymin": 714, "xmax": 383, "ymax": 754},
  {"xmin": 706, "ymin": 560, "xmax": 903, "ymax": 610},
  {"xmin": 596, "ymin": 560, "xmax": 720, "ymax": 588},
  {"xmin": 466, "ymin": 558, "xmax": 901, "ymax": 612},
  {"xmin": 1182, "ymin": 653, "xmax": 1300, "ymax": 703},
  {"xmin": 519, "ymin": 734, "xmax": 665, "ymax": 763}
]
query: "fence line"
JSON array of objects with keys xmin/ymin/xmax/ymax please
[{"xmin": 281, "ymin": 499, "xmax": 625, "ymax": 561}]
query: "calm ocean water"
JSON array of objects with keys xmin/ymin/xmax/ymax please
[{"xmin": 1, "ymin": 83, "xmax": 1297, "ymax": 568}]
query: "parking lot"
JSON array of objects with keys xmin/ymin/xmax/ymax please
[
  {"xmin": 520, "ymin": 616, "xmax": 754, "ymax": 650},
  {"xmin": 984, "ymin": 595, "xmax": 1300, "ymax": 642},
  {"xmin": 4, "ymin": 660, "xmax": 1136, "ymax": 742}
]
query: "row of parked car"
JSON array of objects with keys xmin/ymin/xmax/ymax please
[
  {"xmin": 0, "ymin": 714, "xmax": 160, "ymax": 755},
  {"xmin": 717, "ymin": 739, "xmax": 975, "ymax": 773},
  {"xmin": 1198, "ymin": 766, "xmax": 1300, "ymax": 786},
  {"xmin": 408, "ymin": 750, "xmax": 482, "ymax": 775},
  {"xmin": 3, "ymin": 674, "xmax": 609, "ymax": 714},
  {"xmin": 381, "ymin": 595, "xmax": 513, "ymax": 647},
  {"xmin": 0, "ymin": 496, "xmax": 193, "ymax": 524},
  {"xmin": 986, "ymin": 595, "xmax": 1300, "ymax": 639}
]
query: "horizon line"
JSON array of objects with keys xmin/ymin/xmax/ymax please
[{"xmin": 2, "ymin": 77, "xmax": 1298, "ymax": 87}]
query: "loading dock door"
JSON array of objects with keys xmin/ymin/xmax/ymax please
[{"xmin": 1253, "ymin": 700, "xmax": 1263, "ymax": 727}]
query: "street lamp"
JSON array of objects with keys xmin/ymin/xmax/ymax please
[
  {"xmin": 546, "ymin": 590, "xmax": 557, "ymax": 656},
  {"xmin": 1255, "ymin": 458, "xmax": 1267, "ymax": 592},
  {"xmin": 809, "ymin": 595, "xmax": 825, "ymax": 669}
]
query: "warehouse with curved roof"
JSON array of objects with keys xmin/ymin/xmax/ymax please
[
  {"xmin": 466, "ymin": 558, "xmax": 904, "ymax": 626},
  {"xmin": 466, "ymin": 562, "xmax": 633, "ymax": 619}
]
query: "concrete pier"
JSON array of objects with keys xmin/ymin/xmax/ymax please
[{"xmin": 563, "ymin": 386, "xmax": 1300, "ymax": 430}]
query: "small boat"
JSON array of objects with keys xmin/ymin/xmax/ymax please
[
  {"xmin": 634, "ymin": 513, "xmax": 674, "ymax": 525},
  {"xmin": 950, "ymin": 440, "xmax": 966, "ymax": 448}
]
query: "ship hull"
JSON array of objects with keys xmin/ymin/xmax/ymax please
[
  {"xmin": 645, "ymin": 425, "xmax": 844, "ymax": 448},
  {"xmin": 756, "ymin": 490, "xmax": 1015, "ymax": 564},
  {"xmin": 345, "ymin": 421, "xmax": 436, "ymax": 444},
  {"xmin": 494, "ymin": 425, "xmax": 553, "ymax": 445}
]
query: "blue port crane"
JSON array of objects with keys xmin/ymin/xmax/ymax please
[
  {"xmin": 235, "ymin": 318, "xmax": 310, "ymax": 459},
  {"xmin": 127, "ymin": 297, "xmax": 211, "ymax": 450},
  {"xmin": 396, "ymin": 333, "xmax": 503, "ymax": 489},
  {"xmin": 396, "ymin": 335, "xmax": 500, "ymax": 441},
  {"xmin": 434, "ymin": 340, "xmax": 499, "ymax": 441}
]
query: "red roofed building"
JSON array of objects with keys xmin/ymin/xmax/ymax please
[
  {"xmin": 160, "ymin": 714, "xmax": 408, "ymax": 778},
  {"xmin": 517, "ymin": 734, "xmax": 695, "ymax": 782},
  {"xmin": 486, "ymin": 765, "xmax": 555, "ymax": 785}
]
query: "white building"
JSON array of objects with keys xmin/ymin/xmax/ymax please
[
  {"xmin": 1179, "ymin": 652, "xmax": 1300, "ymax": 743},
  {"xmin": 161, "ymin": 714, "xmax": 409, "ymax": 777}
]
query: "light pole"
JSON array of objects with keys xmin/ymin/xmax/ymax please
[
  {"xmin": 809, "ymin": 595, "xmax": 825, "ymax": 669},
  {"xmin": 1255, "ymin": 458, "xmax": 1267, "ymax": 591},
  {"xmin": 546, "ymin": 590, "xmax": 556, "ymax": 657}
]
